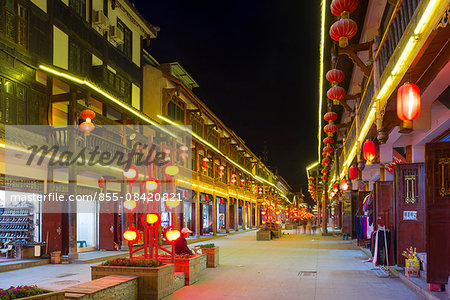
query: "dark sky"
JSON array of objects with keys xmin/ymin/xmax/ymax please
[{"xmin": 131, "ymin": 0, "xmax": 320, "ymax": 189}]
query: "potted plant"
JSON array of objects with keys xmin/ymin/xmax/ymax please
[
  {"xmin": 197, "ymin": 243, "xmax": 219, "ymax": 268},
  {"xmin": 91, "ymin": 258, "xmax": 174, "ymax": 300},
  {"xmin": 158, "ymin": 254, "xmax": 201, "ymax": 285},
  {"xmin": 402, "ymin": 247, "xmax": 420, "ymax": 277},
  {"xmin": 0, "ymin": 285, "xmax": 64, "ymax": 299}
]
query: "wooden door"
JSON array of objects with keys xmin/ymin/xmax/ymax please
[
  {"xmin": 426, "ymin": 141, "xmax": 450, "ymax": 284},
  {"xmin": 395, "ymin": 163, "xmax": 426, "ymax": 267},
  {"xmin": 374, "ymin": 181, "xmax": 395, "ymax": 264}
]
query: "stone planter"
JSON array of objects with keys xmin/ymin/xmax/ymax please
[
  {"xmin": 200, "ymin": 246, "xmax": 219, "ymax": 268},
  {"xmin": 160, "ymin": 255, "xmax": 201, "ymax": 285},
  {"xmin": 21, "ymin": 290, "xmax": 65, "ymax": 300},
  {"xmin": 256, "ymin": 230, "xmax": 272, "ymax": 240},
  {"xmin": 199, "ymin": 253, "xmax": 207, "ymax": 271},
  {"xmin": 91, "ymin": 263, "xmax": 174, "ymax": 300}
]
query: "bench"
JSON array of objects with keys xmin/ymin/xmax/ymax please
[{"xmin": 65, "ymin": 275, "xmax": 137, "ymax": 300}]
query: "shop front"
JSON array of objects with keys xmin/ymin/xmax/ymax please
[
  {"xmin": 200, "ymin": 193, "xmax": 213, "ymax": 236},
  {"xmin": 216, "ymin": 197, "xmax": 227, "ymax": 233}
]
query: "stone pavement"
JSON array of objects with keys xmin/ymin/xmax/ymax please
[{"xmin": 0, "ymin": 231, "xmax": 423, "ymax": 299}]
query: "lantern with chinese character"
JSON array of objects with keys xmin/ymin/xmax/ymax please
[
  {"xmin": 363, "ymin": 140, "xmax": 375, "ymax": 165},
  {"xmin": 397, "ymin": 82, "xmax": 421, "ymax": 130}
]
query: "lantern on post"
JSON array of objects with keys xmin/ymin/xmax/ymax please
[
  {"xmin": 397, "ymin": 82, "xmax": 421, "ymax": 131},
  {"xmin": 363, "ymin": 140, "xmax": 375, "ymax": 165}
]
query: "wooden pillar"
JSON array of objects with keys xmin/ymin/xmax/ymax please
[
  {"xmin": 226, "ymin": 196, "xmax": 230, "ymax": 233},
  {"xmin": 234, "ymin": 198, "xmax": 238, "ymax": 231},
  {"xmin": 212, "ymin": 191, "xmax": 217, "ymax": 236},
  {"xmin": 196, "ymin": 190, "xmax": 201, "ymax": 238}
]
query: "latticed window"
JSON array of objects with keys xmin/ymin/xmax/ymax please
[
  {"xmin": 69, "ymin": 39, "xmax": 89, "ymax": 76},
  {"xmin": 117, "ymin": 18, "xmax": 132, "ymax": 58},
  {"xmin": 191, "ymin": 114, "xmax": 203, "ymax": 137},
  {"xmin": 207, "ymin": 129, "xmax": 219, "ymax": 148},
  {"xmin": 0, "ymin": 76, "xmax": 27, "ymax": 125},
  {"xmin": 167, "ymin": 96, "xmax": 185, "ymax": 123},
  {"xmin": 69, "ymin": 0, "xmax": 86, "ymax": 20},
  {"xmin": 0, "ymin": 0, "xmax": 27, "ymax": 48}
]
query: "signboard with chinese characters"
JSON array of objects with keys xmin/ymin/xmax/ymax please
[
  {"xmin": 384, "ymin": 149, "xmax": 407, "ymax": 174},
  {"xmin": 403, "ymin": 210, "xmax": 417, "ymax": 220}
]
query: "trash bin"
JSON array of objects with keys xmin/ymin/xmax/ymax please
[{"xmin": 51, "ymin": 251, "xmax": 61, "ymax": 264}]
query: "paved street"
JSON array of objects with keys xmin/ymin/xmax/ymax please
[{"xmin": 0, "ymin": 231, "xmax": 422, "ymax": 299}]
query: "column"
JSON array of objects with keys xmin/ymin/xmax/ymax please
[{"xmin": 196, "ymin": 190, "xmax": 201, "ymax": 238}]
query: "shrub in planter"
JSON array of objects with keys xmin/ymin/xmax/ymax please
[
  {"xmin": 197, "ymin": 244, "xmax": 219, "ymax": 268},
  {"xmin": 0, "ymin": 285, "xmax": 45, "ymax": 299},
  {"xmin": 92, "ymin": 258, "xmax": 174, "ymax": 300},
  {"xmin": 101, "ymin": 258, "xmax": 162, "ymax": 267}
]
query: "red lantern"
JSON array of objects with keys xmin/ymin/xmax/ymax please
[
  {"xmin": 323, "ymin": 145, "xmax": 334, "ymax": 154},
  {"xmin": 326, "ymin": 69, "xmax": 345, "ymax": 85},
  {"xmin": 201, "ymin": 157, "xmax": 210, "ymax": 170},
  {"xmin": 324, "ymin": 124, "xmax": 338, "ymax": 134},
  {"xmin": 330, "ymin": 18, "xmax": 358, "ymax": 48},
  {"xmin": 322, "ymin": 157, "xmax": 331, "ymax": 166},
  {"xmin": 327, "ymin": 86, "xmax": 346, "ymax": 105},
  {"xmin": 145, "ymin": 213, "xmax": 160, "ymax": 225},
  {"xmin": 397, "ymin": 83, "xmax": 421, "ymax": 129},
  {"xmin": 323, "ymin": 137, "xmax": 335, "ymax": 144},
  {"xmin": 308, "ymin": 177, "xmax": 314, "ymax": 182},
  {"xmin": 324, "ymin": 111, "xmax": 338, "ymax": 122},
  {"xmin": 98, "ymin": 176, "xmax": 105, "ymax": 189},
  {"xmin": 80, "ymin": 109, "xmax": 95, "ymax": 120},
  {"xmin": 80, "ymin": 121, "xmax": 94, "ymax": 134},
  {"xmin": 164, "ymin": 227, "xmax": 181, "ymax": 243},
  {"xmin": 231, "ymin": 174, "xmax": 237, "ymax": 184},
  {"xmin": 341, "ymin": 178, "xmax": 348, "ymax": 192},
  {"xmin": 349, "ymin": 166, "xmax": 358, "ymax": 180},
  {"xmin": 321, "ymin": 168, "xmax": 329, "ymax": 174},
  {"xmin": 123, "ymin": 228, "xmax": 138, "ymax": 243},
  {"xmin": 261, "ymin": 210, "xmax": 267, "ymax": 216},
  {"xmin": 321, "ymin": 176, "xmax": 328, "ymax": 181},
  {"xmin": 363, "ymin": 140, "xmax": 375, "ymax": 165},
  {"xmin": 331, "ymin": 0, "xmax": 358, "ymax": 18},
  {"xmin": 333, "ymin": 184, "xmax": 339, "ymax": 193}
]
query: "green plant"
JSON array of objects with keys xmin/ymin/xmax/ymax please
[
  {"xmin": 101, "ymin": 258, "xmax": 163, "ymax": 267},
  {"xmin": 41, "ymin": 254, "xmax": 50, "ymax": 259},
  {"xmin": 0, "ymin": 285, "xmax": 45, "ymax": 299},
  {"xmin": 198, "ymin": 243, "xmax": 215, "ymax": 248},
  {"xmin": 402, "ymin": 247, "xmax": 417, "ymax": 260}
]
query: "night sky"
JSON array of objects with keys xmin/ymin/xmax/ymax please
[{"xmin": 132, "ymin": 0, "xmax": 320, "ymax": 190}]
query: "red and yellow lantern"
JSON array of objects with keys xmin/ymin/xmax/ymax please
[
  {"xmin": 330, "ymin": 18, "xmax": 358, "ymax": 48},
  {"xmin": 397, "ymin": 82, "xmax": 421, "ymax": 130},
  {"xmin": 363, "ymin": 140, "xmax": 375, "ymax": 165}
]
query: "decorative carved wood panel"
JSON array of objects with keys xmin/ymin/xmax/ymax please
[
  {"xmin": 395, "ymin": 163, "xmax": 426, "ymax": 267},
  {"xmin": 426, "ymin": 141, "xmax": 450, "ymax": 284}
]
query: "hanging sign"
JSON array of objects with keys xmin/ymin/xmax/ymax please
[{"xmin": 384, "ymin": 149, "xmax": 406, "ymax": 174}]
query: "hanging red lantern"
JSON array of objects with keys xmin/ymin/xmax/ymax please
[
  {"xmin": 333, "ymin": 184, "xmax": 339, "ymax": 193},
  {"xmin": 397, "ymin": 82, "xmax": 421, "ymax": 130},
  {"xmin": 201, "ymin": 157, "xmax": 210, "ymax": 170},
  {"xmin": 240, "ymin": 179, "xmax": 245, "ymax": 187},
  {"xmin": 341, "ymin": 178, "xmax": 348, "ymax": 192},
  {"xmin": 217, "ymin": 165, "xmax": 225, "ymax": 178},
  {"xmin": 323, "ymin": 137, "xmax": 335, "ymax": 145},
  {"xmin": 323, "ymin": 145, "xmax": 334, "ymax": 154},
  {"xmin": 205, "ymin": 195, "xmax": 209, "ymax": 202},
  {"xmin": 80, "ymin": 109, "xmax": 95, "ymax": 120},
  {"xmin": 324, "ymin": 111, "xmax": 338, "ymax": 123},
  {"xmin": 308, "ymin": 177, "xmax": 314, "ymax": 182},
  {"xmin": 322, "ymin": 158, "xmax": 331, "ymax": 166},
  {"xmin": 331, "ymin": 0, "xmax": 359, "ymax": 18},
  {"xmin": 179, "ymin": 145, "xmax": 189, "ymax": 160},
  {"xmin": 98, "ymin": 176, "xmax": 105, "ymax": 189},
  {"xmin": 321, "ymin": 176, "xmax": 328, "ymax": 181},
  {"xmin": 164, "ymin": 227, "xmax": 181, "ymax": 243},
  {"xmin": 363, "ymin": 140, "xmax": 375, "ymax": 165},
  {"xmin": 330, "ymin": 18, "xmax": 358, "ymax": 48},
  {"xmin": 80, "ymin": 121, "xmax": 95, "ymax": 134},
  {"xmin": 326, "ymin": 69, "xmax": 345, "ymax": 85},
  {"xmin": 324, "ymin": 124, "xmax": 338, "ymax": 135},
  {"xmin": 327, "ymin": 86, "xmax": 346, "ymax": 105},
  {"xmin": 231, "ymin": 174, "xmax": 237, "ymax": 184},
  {"xmin": 123, "ymin": 228, "xmax": 138, "ymax": 243},
  {"xmin": 321, "ymin": 168, "xmax": 329, "ymax": 174},
  {"xmin": 349, "ymin": 166, "xmax": 358, "ymax": 180}
]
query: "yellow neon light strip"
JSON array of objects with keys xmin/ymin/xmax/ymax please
[
  {"xmin": 38, "ymin": 65, "xmax": 177, "ymax": 139},
  {"xmin": 158, "ymin": 115, "xmax": 291, "ymax": 202},
  {"xmin": 318, "ymin": 0, "xmax": 327, "ymax": 161},
  {"xmin": 177, "ymin": 179, "xmax": 255, "ymax": 201},
  {"xmin": 306, "ymin": 161, "xmax": 319, "ymax": 170}
]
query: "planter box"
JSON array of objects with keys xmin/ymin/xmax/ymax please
[
  {"xmin": 256, "ymin": 230, "xmax": 272, "ymax": 240},
  {"xmin": 270, "ymin": 228, "xmax": 282, "ymax": 238},
  {"xmin": 160, "ymin": 255, "xmax": 200, "ymax": 285},
  {"xmin": 200, "ymin": 246, "xmax": 219, "ymax": 268},
  {"xmin": 21, "ymin": 290, "xmax": 65, "ymax": 300},
  {"xmin": 91, "ymin": 263, "xmax": 174, "ymax": 300}
]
